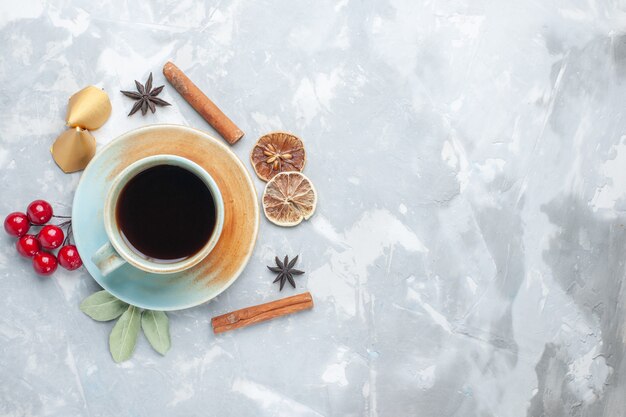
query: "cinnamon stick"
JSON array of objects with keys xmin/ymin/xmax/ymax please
[
  {"xmin": 211, "ymin": 292, "xmax": 313, "ymax": 334},
  {"xmin": 163, "ymin": 61, "xmax": 244, "ymax": 144}
]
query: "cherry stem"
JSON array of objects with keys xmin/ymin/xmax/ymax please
[
  {"xmin": 56, "ymin": 220, "xmax": 72, "ymax": 229},
  {"xmin": 63, "ymin": 223, "xmax": 73, "ymax": 246}
]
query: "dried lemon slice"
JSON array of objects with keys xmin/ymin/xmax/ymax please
[
  {"xmin": 262, "ymin": 172, "xmax": 317, "ymax": 226},
  {"xmin": 251, "ymin": 132, "xmax": 306, "ymax": 181}
]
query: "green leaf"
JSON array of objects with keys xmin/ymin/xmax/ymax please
[
  {"xmin": 109, "ymin": 305, "xmax": 141, "ymax": 363},
  {"xmin": 141, "ymin": 310, "xmax": 171, "ymax": 355},
  {"xmin": 80, "ymin": 290, "xmax": 128, "ymax": 321}
]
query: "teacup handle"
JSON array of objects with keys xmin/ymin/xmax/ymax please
[{"xmin": 92, "ymin": 242, "xmax": 126, "ymax": 276}]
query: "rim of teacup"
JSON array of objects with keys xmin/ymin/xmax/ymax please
[{"xmin": 103, "ymin": 154, "xmax": 225, "ymax": 274}]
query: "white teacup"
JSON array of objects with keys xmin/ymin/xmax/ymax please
[{"xmin": 91, "ymin": 155, "xmax": 224, "ymax": 275}]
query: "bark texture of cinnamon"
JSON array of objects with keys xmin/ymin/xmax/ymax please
[
  {"xmin": 163, "ymin": 61, "xmax": 244, "ymax": 144},
  {"xmin": 212, "ymin": 292, "xmax": 314, "ymax": 334}
]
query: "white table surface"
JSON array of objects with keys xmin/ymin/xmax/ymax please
[{"xmin": 1, "ymin": 1, "xmax": 625, "ymax": 416}]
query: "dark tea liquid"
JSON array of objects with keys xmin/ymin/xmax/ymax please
[{"xmin": 116, "ymin": 165, "xmax": 216, "ymax": 262}]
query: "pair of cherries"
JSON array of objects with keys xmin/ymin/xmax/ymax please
[{"xmin": 4, "ymin": 200, "xmax": 82, "ymax": 275}]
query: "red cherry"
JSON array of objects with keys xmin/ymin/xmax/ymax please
[
  {"xmin": 16, "ymin": 234, "xmax": 41, "ymax": 258},
  {"xmin": 27, "ymin": 200, "xmax": 53, "ymax": 225},
  {"xmin": 58, "ymin": 245, "xmax": 82, "ymax": 270},
  {"xmin": 4, "ymin": 212, "xmax": 30, "ymax": 237},
  {"xmin": 33, "ymin": 251, "xmax": 58, "ymax": 275},
  {"xmin": 37, "ymin": 225, "xmax": 64, "ymax": 249}
]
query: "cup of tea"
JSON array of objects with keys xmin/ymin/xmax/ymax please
[{"xmin": 92, "ymin": 154, "xmax": 224, "ymax": 275}]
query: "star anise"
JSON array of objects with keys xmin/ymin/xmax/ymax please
[
  {"xmin": 267, "ymin": 255, "xmax": 304, "ymax": 290},
  {"xmin": 121, "ymin": 72, "xmax": 171, "ymax": 116}
]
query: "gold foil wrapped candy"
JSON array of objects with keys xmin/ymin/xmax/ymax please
[{"xmin": 51, "ymin": 86, "xmax": 111, "ymax": 173}]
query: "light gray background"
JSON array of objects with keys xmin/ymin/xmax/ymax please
[{"xmin": 1, "ymin": 1, "xmax": 625, "ymax": 416}]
